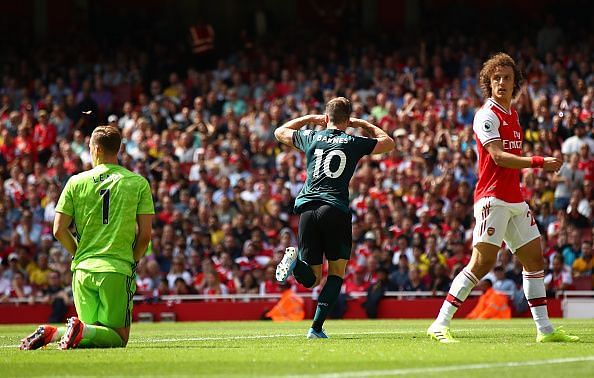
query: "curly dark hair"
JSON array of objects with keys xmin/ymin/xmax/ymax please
[{"xmin": 479, "ymin": 53, "xmax": 523, "ymax": 100}]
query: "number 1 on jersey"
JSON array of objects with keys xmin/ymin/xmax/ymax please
[{"xmin": 100, "ymin": 189, "xmax": 110, "ymax": 224}]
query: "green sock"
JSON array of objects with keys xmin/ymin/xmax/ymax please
[
  {"xmin": 52, "ymin": 327, "xmax": 66, "ymax": 342},
  {"xmin": 312, "ymin": 275, "xmax": 343, "ymax": 332},
  {"xmin": 80, "ymin": 325, "xmax": 124, "ymax": 348},
  {"xmin": 293, "ymin": 259, "xmax": 316, "ymax": 288}
]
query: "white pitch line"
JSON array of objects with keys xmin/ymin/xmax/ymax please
[
  {"xmin": 130, "ymin": 329, "xmax": 421, "ymax": 344},
  {"xmin": 0, "ymin": 327, "xmax": 562, "ymax": 348},
  {"xmin": 282, "ymin": 356, "xmax": 594, "ymax": 378},
  {"xmin": 0, "ymin": 330, "xmax": 414, "ymax": 349},
  {"xmin": 0, "ymin": 327, "xmax": 581, "ymax": 348},
  {"xmin": 127, "ymin": 326, "xmax": 535, "ymax": 344}
]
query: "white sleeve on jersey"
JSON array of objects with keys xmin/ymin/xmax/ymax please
[{"xmin": 473, "ymin": 107, "xmax": 501, "ymax": 146}]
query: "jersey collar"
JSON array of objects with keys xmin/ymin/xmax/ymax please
[{"xmin": 488, "ymin": 98, "xmax": 511, "ymax": 115}]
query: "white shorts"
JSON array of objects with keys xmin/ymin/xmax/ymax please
[{"xmin": 472, "ymin": 197, "xmax": 541, "ymax": 253}]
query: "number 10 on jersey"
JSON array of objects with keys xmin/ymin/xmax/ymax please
[{"xmin": 313, "ymin": 149, "xmax": 347, "ymax": 178}]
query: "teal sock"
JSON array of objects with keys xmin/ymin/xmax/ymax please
[
  {"xmin": 312, "ymin": 275, "xmax": 343, "ymax": 332},
  {"xmin": 80, "ymin": 325, "xmax": 124, "ymax": 348},
  {"xmin": 293, "ymin": 259, "xmax": 316, "ymax": 288}
]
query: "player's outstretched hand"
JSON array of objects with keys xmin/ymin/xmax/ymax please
[{"xmin": 543, "ymin": 157, "xmax": 562, "ymax": 172}]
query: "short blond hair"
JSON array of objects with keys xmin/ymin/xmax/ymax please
[{"xmin": 91, "ymin": 125, "xmax": 121, "ymax": 154}]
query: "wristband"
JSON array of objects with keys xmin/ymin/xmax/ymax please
[{"xmin": 531, "ymin": 156, "xmax": 544, "ymax": 168}]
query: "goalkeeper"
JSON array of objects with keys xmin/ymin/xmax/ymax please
[{"xmin": 20, "ymin": 125, "xmax": 154, "ymax": 350}]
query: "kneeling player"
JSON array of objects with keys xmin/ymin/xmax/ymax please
[{"xmin": 20, "ymin": 126, "xmax": 154, "ymax": 350}]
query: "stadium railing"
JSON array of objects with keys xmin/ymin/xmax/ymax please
[
  {"xmin": 6, "ymin": 289, "xmax": 593, "ymax": 305},
  {"xmin": 3, "ymin": 290, "xmax": 515, "ymax": 304}
]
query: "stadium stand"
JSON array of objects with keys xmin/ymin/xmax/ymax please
[{"xmin": 0, "ymin": 1, "xmax": 592, "ymax": 322}]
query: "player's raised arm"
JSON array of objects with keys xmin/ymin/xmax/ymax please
[
  {"xmin": 274, "ymin": 114, "xmax": 326, "ymax": 148},
  {"xmin": 350, "ymin": 118, "xmax": 395, "ymax": 154},
  {"xmin": 484, "ymin": 141, "xmax": 562, "ymax": 172}
]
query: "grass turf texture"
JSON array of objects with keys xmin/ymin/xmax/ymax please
[{"xmin": 1, "ymin": 319, "xmax": 592, "ymax": 377}]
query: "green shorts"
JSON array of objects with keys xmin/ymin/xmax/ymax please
[{"xmin": 72, "ymin": 270, "xmax": 135, "ymax": 329}]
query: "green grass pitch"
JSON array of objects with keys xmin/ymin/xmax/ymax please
[{"xmin": 1, "ymin": 319, "xmax": 592, "ymax": 377}]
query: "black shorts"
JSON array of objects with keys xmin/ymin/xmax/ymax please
[{"xmin": 298, "ymin": 201, "xmax": 352, "ymax": 265}]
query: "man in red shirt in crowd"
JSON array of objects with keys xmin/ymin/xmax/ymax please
[{"xmin": 33, "ymin": 110, "xmax": 57, "ymax": 164}]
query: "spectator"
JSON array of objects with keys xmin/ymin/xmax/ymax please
[
  {"xmin": 259, "ymin": 266, "xmax": 281, "ymax": 294},
  {"xmin": 363, "ymin": 267, "xmax": 392, "ymax": 319},
  {"xmin": 456, "ymin": 99, "xmax": 474, "ymax": 126},
  {"xmin": 39, "ymin": 270, "xmax": 71, "ymax": 323},
  {"xmin": 1, "ymin": 271, "xmax": 33, "ymax": 304},
  {"xmin": 553, "ymin": 154, "xmax": 584, "ymax": 211},
  {"xmin": 491, "ymin": 265, "xmax": 517, "ymax": 293},
  {"xmin": 33, "ymin": 110, "xmax": 57, "ymax": 164},
  {"xmin": 403, "ymin": 267, "xmax": 426, "ymax": 291},
  {"xmin": 223, "ymin": 89, "xmax": 247, "ymax": 118},
  {"xmin": 561, "ymin": 123, "xmax": 594, "ymax": 156},
  {"xmin": 446, "ymin": 240, "xmax": 470, "ymax": 272},
  {"xmin": 3, "ymin": 253, "xmax": 22, "ymax": 282},
  {"xmin": 389, "ymin": 254, "xmax": 410, "ymax": 290},
  {"xmin": 572, "ymin": 240, "xmax": 593, "ymax": 278},
  {"xmin": 173, "ymin": 277, "xmax": 196, "ymax": 295},
  {"xmin": 562, "ymin": 229, "xmax": 583, "ymax": 268},
  {"xmin": 544, "ymin": 254, "xmax": 573, "ymax": 295},
  {"xmin": 29, "ymin": 252, "xmax": 51, "ymax": 289},
  {"xmin": 15, "ymin": 210, "xmax": 42, "ymax": 249},
  {"xmin": 431, "ymin": 263, "xmax": 451, "ymax": 292},
  {"xmin": 419, "ymin": 234, "xmax": 447, "ymax": 272},
  {"xmin": 344, "ymin": 267, "xmax": 370, "ymax": 294},
  {"xmin": 166, "ymin": 256, "xmax": 192, "ymax": 289},
  {"xmin": 202, "ymin": 271, "xmax": 229, "ymax": 295},
  {"xmin": 0, "ymin": 258, "xmax": 10, "ymax": 297},
  {"xmin": 237, "ymin": 271, "xmax": 259, "ymax": 294}
]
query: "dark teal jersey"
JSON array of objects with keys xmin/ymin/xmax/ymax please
[{"xmin": 293, "ymin": 128, "xmax": 377, "ymax": 214}]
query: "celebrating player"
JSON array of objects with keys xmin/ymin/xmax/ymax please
[
  {"xmin": 20, "ymin": 125, "xmax": 154, "ymax": 350},
  {"xmin": 427, "ymin": 53, "xmax": 578, "ymax": 343},
  {"xmin": 274, "ymin": 97, "xmax": 394, "ymax": 338}
]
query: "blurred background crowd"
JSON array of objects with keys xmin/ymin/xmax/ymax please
[{"xmin": 0, "ymin": 1, "xmax": 592, "ymax": 320}]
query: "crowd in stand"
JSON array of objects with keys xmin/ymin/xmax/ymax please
[{"xmin": 1, "ymin": 25, "xmax": 593, "ymax": 318}]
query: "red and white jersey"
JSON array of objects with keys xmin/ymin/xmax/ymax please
[{"xmin": 473, "ymin": 98, "xmax": 523, "ymax": 203}]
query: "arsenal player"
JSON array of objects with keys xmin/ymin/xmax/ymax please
[{"xmin": 427, "ymin": 53, "xmax": 578, "ymax": 343}]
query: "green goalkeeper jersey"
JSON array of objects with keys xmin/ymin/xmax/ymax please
[{"xmin": 55, "ymin": 163, "xmax": 155, "ymax": 276}]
